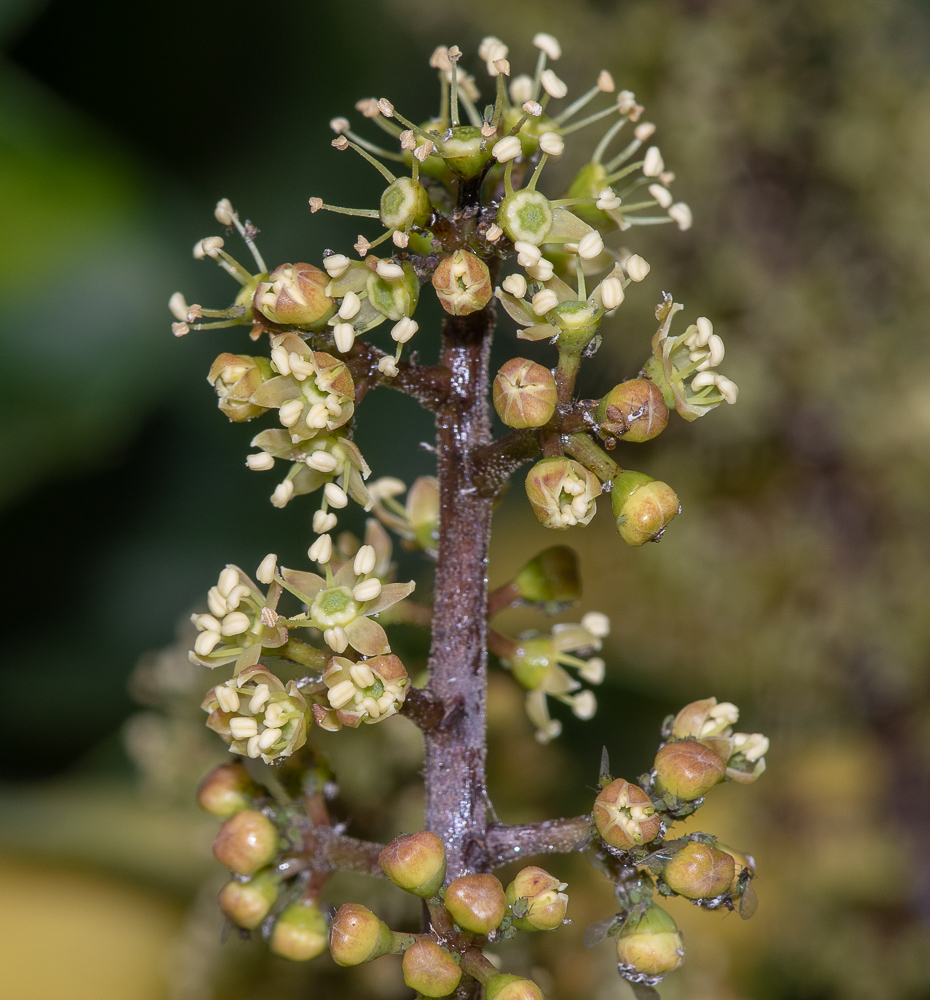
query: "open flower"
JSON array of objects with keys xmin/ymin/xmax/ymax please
[
  {"xmin": 190, "ymin": 565, "xmax": 287, "ymax": 670},
  {"xmin": 311, "ymin": 653, "xmax": 409, "ymax": 730},
  {"xmin": 203, "ymin": 664, "xmax": 308, "ymax": 762}
]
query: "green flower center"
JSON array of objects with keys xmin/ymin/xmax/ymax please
[{"xmin": 310, "ymin": 586, "xmax": 359, "ymax": 627}]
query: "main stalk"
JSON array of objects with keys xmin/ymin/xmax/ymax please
[{"xmin": 422, "ymin": 300, "xmax": 495, "ymax": 878}]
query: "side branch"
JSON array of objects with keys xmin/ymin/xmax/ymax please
[
  {"xmin": 293, "ymin": 824, "xmax": 386, "ymax": 876},
  {"xmin": 471, "ymin": 429, "xmax": 542, "ymax": 497},
  {"xmin": 485, "ymin": 815, "xmax": 593, "ymax": 867},
  {"xmin": 345, "ymin": 340, "xmax": 452, "ymax": 411}
]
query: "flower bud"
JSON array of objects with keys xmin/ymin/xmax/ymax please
[
  {"xmin": 379, "ymin": 831, "xmax": 446, "ymax": 898},
  {"xmin": 380, "ymin": 177, "xmax": 432, "ymax": 231},
  {"xmin": 497, "ymin": 189, "xmax": 553, "ymax": 245},
  {"xmin": 610, "ymin": 471, "xmax": 680, "ymax": 546},
  {"xmin": 212, "ymin": 808, "xmax": 278, "ymax": 875},
  {"xmin": 270, "ymin": 901, "xmax": 329, "ymax": 961},
  {"xmin": 196, "ymin": 763, "xmax": 260, "ymax": 817},
  {"xmin": 597, "ymin": 379, "xmax": 669, "ymax": 443},
  {"xmin": 493, "ymin": 358, "xmax": 557, "ymax": 428},
  {"xmin": 525, "ymin": 457, "xmax": 601, "ymax": 530},
  {"xmin": 670, "ymin": 697, "xmax": 737, "ymax": 739},
  {"xmin": 444, "ymin": 873, "xmax": 508, "ymax": 936},
  {"xmin": 254, "ymin": 263, "xmax": 335, "ymax": 329},
  {"xmin": 663, "ymin": 842, "xmax": 735, "ymax": 899},
  {"xmin": 653, "ymin": 739, "xmax": 728, "ymax": 801},
  {"xmin": 402, "ymin": 940, "xmax": 463, "ymax": 997},
  {"xmin": 512, "ymin": 545, "xmax": 581, "ymax": 607},
  {"xmin": 207, "ymin": 354, "xmax": 274, "ymax": 422},
  {"xmin": 486, "ymin": 974, "xmax": 545, "ymax": 1000},
  {"xmin": 715, "ymin": 842, "xmax": 757, "ymax": 895},
  {"xmin": 329, "ymin": 903, "xmax": 396, "ymax": 966},
  {"xmin": 218, "ymin": 869, "xmax": 280, "ymax": 929},
  {"xmin": 593, "ymin": 779, "xmax": 661, "ymax": 849},
  {"xmin": 506, "ymin": 866, "xmax": 569, "ymax": 931},
  {"xmin": 367, "ymin": 260, "xmax": 420, "ymax": 321},
  {"xmin": 432, "ymin": 250, "xmax": 493, "ymax": 316},
  {"xmin": 615, "ymin": 905, "xmax": 684, "ymax": 978}
]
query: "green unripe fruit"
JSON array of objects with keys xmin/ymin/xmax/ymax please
[
  {"xmin": 610, "ymin": 471, "xmax": 680, "ymax": 546},
  {"xmin": 513, "ymin": 545, "xmax": 581, "ymax": 608},
  {"xmin": 493, "ymin": 358, "xmax": 557, "ymax": 428},
  {"xmin": 440, "ymin": 125, "xmax": 493, "ymax": 180},
  {"xmin": 653, "ymin": 738, "xmax": 728, "ymax": 801},
  {"xmin": 597, "ymin": 379, "xmax": 669, "ymax": 443},
  {"xmin": 615, "ymin": 905, "xmax": 684, "ymax": 978},
  {"xmin": 196, "ymin": 763, "xmax": 259, "ymax": 817},
  {"xmin": 593, "ymin": 778, "xmax": 661, "ymax": 850},
  {"xmin": 218, "ymin": 869, "xmax": 280, "ymax": 929},
  {"xmin": 498, "ymin": 189, "xmax": 553, "ymax": 245},
  {"xmin": 270, "ymin": 901, "xmax": 329, "ymax": 961},
  {"xmin": 378, "ymin": 831, "xmax": 447, "ymax": 898},
  {"xmin": 506, "ymin": 866, "xmax": 569, "ymax": 931},
  {"xmin": 486, "ymin": 974, "xmax": 545, "ymax": 1000},
  {"xmin": 444, "ymin": 873, "xmax": 508, "ymax": 936},
  {"xmin": 432, "ymin": 250, "xmax": 493, "ymax": 316},
  {"xmin": 367, "ymin": 261, "xmax": 420, "ymax": 321},
  {"xmin": 568, "ymin": 162, "xmax": 611, "ymax": 226},
  {"xmin": 663, "ymin": 842, "xmax": 736, "ymax": 899},
  {"xmin": 212, "ymin": 809, "xmax": 278, "ymax": 875},
  {"xmin": 380, "ymin": 177, "xmax": 432, "ymax": 231},
  {"xmin": 402, "ymin": 940, "xmax": 462, "ymax": 996},
  {"xmin": 329, "ymin": 903, "xmax": 395, "ymax": 966}
]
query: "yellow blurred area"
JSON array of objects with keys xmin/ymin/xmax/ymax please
[{"xmin": 0, "ymin": 855, "xmax": 183, "ymax": 1000}]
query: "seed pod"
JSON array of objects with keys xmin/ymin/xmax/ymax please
[
  {"xmin": 402, "ymin": 940, "xmax": 462, "ymax": 997},
  {"xmin": 254, "ymin": 263, "xmax": 335, "ymax": 329},
  {"xmin": 506, "ymin": 866, "xmax": 569, "ymax": 931},
  {"xmin": 270, "ymin": 901, "xmax": 329, "ymax": 961},
  {"xmin": 525, "ymin": 457, "xmax": 601, "ymax": 530},
  {"xmin": 444, "ymin": 873, "xmax": 508, "ymax": 936},
  {"xmin": 497, "ymin": 189, "xmax": 554, "ymax": 245},
  {"xmin": 663, "ymin": 842, "xmax": 735, "ymax": 899},
  {"xmin": 653, "ymin": 738, "xmax": 728, "ymax": 801},
  {"xmin": 615, "ymin": 905, "xmax": 684, "ymax": 978},
  {"xmin": 432, "ymin": 250, "xmax": 493, "ymax": 316},
  {"xmin": 212, "ymin": 809, "xmax": 278, "ymax": 875},
  {"xmin": 196, "ymin": 763, "xmax": 260, "ymax": 817},
  {"xmin": 493, "ymin": 358, "xmax": 557, "ymax": 428},
  {"xmin": 218, "ymin": 869, "xmax": 280, "ymax": 929},
  {"xmin": 379, "ymin": 831, "xmax": 446, "ymax": 898},
  {"xmin": 329, "ymin": 903, "xmax": 395, "ymax": 966},
  {"xmin": 597, "ymin": 379, "xmax": 668, "ymax": 443},
  {"xmin": 593, "ymin": 778, "xmax": 661, "ymax": 849},
  {"xmin": 610, "ymin": 471, "xmax": 680, "ymax": 546},
  {"xmin": 486, "ymin": 974, "xmax": 545, "ymax": 1000},
  {"xmin": 380, "ymin": 177, "xmax": 432, "ymax": 231}
]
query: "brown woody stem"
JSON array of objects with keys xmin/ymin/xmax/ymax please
[{"xmin": 485, "ymin": 816, "xmax": 594, "ymax": 867}]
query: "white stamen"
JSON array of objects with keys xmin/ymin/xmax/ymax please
[
  {"xmin": 668, "ymin": 202, "xmax": 693, "ymax": 230},
  {"xmin": 324, "ymin": 483, "xmax": 349, "ymax": 508},
  {"xmin": 279, "ymin": 399, "xmax": 304, "ymax": 427},
  {"xmin": 249, "ymin": 684, "xmax": 271, "ymax": 714},
  {"xmin": 378, "ymin": 356, "xmax": 398, "ymax": 377},
  {"xmin": 579, "ymin": 657, "xmax": 606, "ymax": 685},
  {"xmin": 258, "ymin": 727, "xmax": 282, "ymax": 750},
  {"xmin": 305, "ymin": 402, "xmax": 329, "ymax": 428},
  {"xmin": 532, "ymin": 289, "xmax": 559, "ymax": 316},
  {"xmin": 514, "ymin": 241, "xmax": 542, "ymax": 267},
  {"xmin": 578, "ymin": 231, "xmax": 604, "ymax": 259},
  {"xmin": 526, "ymin": 259, "xmax": 555, "ymax": 281},
  {"xmin": 225, "ymin": 584, "xmax": 251, "ymax": 611},
  {"xmin": 221, "ymin": 612, "xmax": 250, "ymax": 636},
  {"xmin": 599, "ymin": 277, "xmax": 624, "ymax": 310},
  {"xmin": 271, "ymin": 479, "xmax": 295, "ymax": 508},
  {"xmin": 192, "ymin": 613, "xmax": 221, "ymax": 633},
  {"xmin": 625, "ymin": 255, "xmax": 651, "ymax": 281},
  {"xmin": 323, "ymin": 254, "xmax": 351, "ymax": 278},
  {"xmin": 289, "ymin": 354, "xmax": 316, "ymax": 379},
  {"xmin": 597, "ymin": 70, "xmax": 615, "ymax": 92},
  {"xmin": 533, "ymin": 32, "xmax": 562, "ymax": 60},
  {"xmin": 229, "ymin": 717, "xmax": 259, "ymax": 740},
  {"xmin": 270, "ymin": 345, "xmax": 291, "ymax": 375},
  {"xmin": 333, "ymin": 323, "xmax": 355, "ymax": 353},
  {"xmin": 214, "ymin": 199, "xmax": 235, "ymax": 225},
  {"xmin": 502, "ymin": 274, "xmax": 527, "ymax": 298},
  {"xmin": 306, "ymin": 451, "xmax": 339, "ymax": 473},
  {"xmin": 353, "ymin": 578, "xmax": 382, "ymax": 602},
  {"xmin": 350, "ymin": 662, "xmax": 375, "ymax": 689},
  {"xmin": 648, "ymin": 184, "xmax": 673, "ymax": 209},
  {"xmin": 572, "ymin": 690, "xmax": 597, "ymax": 720},
  {"xmin": 695, "ymin": 316, "xmax": 714, "ymax": 343},
  {"xmin": 338, "ymin": 291, "xmax": 361, "ymax": 320},
  {"xmin": 207, "ymin": 588, "xmax": 227, "ymax": 618},
  {"xmin": 324, "ymin": 627, "xmax": 349, "ymax": 655},
  {"xmin": 218, "ymin": 568, "xmax": 239, "ymax": 596},
  {"xmin": 308, "ymin": 534, "xmax": 333, "ymax": 565},
  {"xmin": 246, "ymin": 735, "xmax": 262, "ymax": 758},
  {"xmin": 691, "ymin": 371, "xmax": 718, "ymax": 392},
  {"xmin": 313, "ymin": 510, "xmax": 338, "ymax": 533},
  {"xmin": 492, "ymin": 136, "xmax": 522, "ymax": 163},
  {"xmin": 540, "ymin": 69, "xmax": 568, "ymax": 99},
  {"xmin": 643, "ymin": 146, "xmax": 664, "ymax": 177},
  {"xmin": 215, "ymin": 685, "xmax": 240, "ymax": 713},
  {"xmin": 354, "ymin": 545, "xmax": 377, "ymax": 576},
  {"xmin": 246, "ymin": 452, "xmax": 274, "ymax": 471},
  {"xmin": 256, "ymin": 553, "xmax": 277, "ymax": 584},
  {"xmin": 581, "ymin": 611, "xmax": 611, "ymax": 637},
  {"xmin": 539, "ymin": 132, "xmax": 564, "ymax": 156},
  {"xmin": 391, "ymin": 317, "xmax": 418, "ymax": 343},
  {"xmin": 715, "ymin": 375, "xmax": 739, "ymax": 404},
  {"xmin": 168, "ymin": 292, "xmax": 189, "ymax": 320},
  {"xmin": 596, "ymin": 188, "xmax": 621, "ymax": 211}
]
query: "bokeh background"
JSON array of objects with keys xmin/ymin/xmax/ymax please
[{"xmin": 3, "ymin": 0, "xmax": 930, "ymax": 997}]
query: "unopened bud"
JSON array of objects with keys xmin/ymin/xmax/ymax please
[
  {"xmin": 653, "ymin": 738, "xmax": 728, "ymax": 801},
  {"xmin": 593, "ymin": 778, "xmax": 661, "ymax": 849},
  {"xmin": 212, "ymin": 808, "xmax": 278, "ymax": 874},
  {"xmin": 196, "ymin": 763, "xmax": 260, "ymax": 817},
  {"xmin": 525, "ymin": 457, "xmax": 601, "ymax": 530},
  {"xmin": 610, "ymin": 471, "xmax": 680, "ymax": 545},
  {"xmin": 270, "ymin": 901, "xmax": 329, "ymax": 961},
  {"xmin": 218, "ymin": 869, "xmax": 280, "ymax": 929},
  {"xmin": 379, "ymin": 831, "xmax": 447, "ymax": 897},
  {"xmin": 486, "ymin": 974, "xmax": 545, "ymax": 1000},
  {"xmin": 598, "ymin": 379, "xmax": 669, "ymax": 443},
  {"xmin": 254, "ymin": 263, "xmax": 335, "ymax": 329},
  {"xmin": 493, "ymin": 358, "xmax": 557, "ymax": 429},
  {"xmin": 615, "ymin": 905, "xmax": 684, "ymax": 978},
  {"xmin": 498, "ymin": 189, "xmax": 553, "ymax": 246},
  {"xmin": 663, "ymin": 841, "xmax": 735, "ymax": 899},
  {"xmin": 513, "ymin": 546, "xmax": 581, "ymax": 607},
  {"xmin": 432, "ymin": 250, "xmax": 493, "ymax": 316},
  {"xmin": 329, "ymin": 903, "xmax": 395, "ymax": 966},
  {"xmin": 506, "ymin": 866, "xmax": 569, "ymax": 931},
  {"xmin": 444, "ymin": 873, "xmax": 508, "ymax": 936},
  {"xmin": 402, "ymin": 940, "xmax": 463, "ymax": 997}
]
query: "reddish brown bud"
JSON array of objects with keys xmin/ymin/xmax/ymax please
[
  {"xmin": 493, "ymin": 358, "xmax": 558, "ymax": 428},
  {"xmin": 432, "ymin": 250, "xmax": 493, "ymax": 316},
  {"xmin": 212, "ymin": 809, "xmax": 278, "ymax": 875},
  {"xmin": 444, "ymin": 873, "xmax": 508, "ymax": 935},
  {"xmin": 593, "ymin": 779, "xmax": 661, "ymax": 850},
  {"xmin": 270, "ymin": 901, "xmax": 329, "ymax": 961},
  {"xmin": 329, "ymin": 903, "xmax": 395, "ymax": 966},
  {"xmin": 402, "ymin": 939, "xmax": 463, "ymax": 996},
  {"xmin": 379, "ymin": 831, "xmax": 447, "ymax": 898},
  {"xmin": 663, "ymin": 842, "xmax": 735, "ymax": 899},
  {"xmin": 597, "ymin": 379, "xmax": 668, "ymax": 442},
  {"xmin": 254, "ymin": 263, "xmax": 335, "ymax": 328},
  {"xmin": 653, "ymin": 739, "xmax": 728, "ymax": 801},
  {"xmin": 218, "ymin": 869, "xmax": 279, "ymax": 929},
  {"xmin": 196, "ymin": 763, "xmax": 260, "ymax": 817}
]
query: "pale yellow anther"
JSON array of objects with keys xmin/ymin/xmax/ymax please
[
  {"xmin": 597, "ymin": 70, "xmax": 615, "ymax": 92},
  {"xmin": 221, "ymin": 612, "xmax": 250, "ymax": 636},
  {"xmin": 392, "ymin": 230, "xmax": 409, "ymax": 248},
  {"xmin": 376, "ymin": 260, "xmax": 404, "ymax": 280},
  {"xmin": 378, "ymin": 356, "xmax": 398, "ymax": 377},
  {"xmin": 308, "ymin": 534, "xmax": 333, "ymax": 565},
  {"xmin": 540, "ymin": 69, "xmax": 567, "ymax": 99},
  {"xmin": 333, "ymin": 323, "xmax": 355, "ymax": 354},
  {"xmin": 168, "ymin": 292, "xmax": 189, "ymax": 320},
  {"xmin": 350, "ymin": 662, "xmax": 376, "ymax": 689},
  {"xmin": 578, "ymin": 231, "xmax": 604, "ymax": 259},
  {"xmin": 502, "ymin": 274, "xmax": 527, "ymax": 298},
  {"xmin": 207, "ymin": 588, "xmax": 227, "ymax": 618},
  {"xmin": 258, "ymin": 727, "xmax": 282, "ymax": 750},
  {"xmin": 533, "ymin": 32, "xmax": 562, "ymax": 60},
  {"xmin": 354, "ymin": 545, "xmax": 377, "ymax": 576},
  {"xmin": 485, "ymin": 224, "xmax": 503, "ymax": 242},
  {"xmin": 307, "ymin": 451, "xmax": 339, "ymax": 473},
  {"xmin": 532, "ymin": 289, "xmax": 559, "ymax": 316},
  {"xmin": 328, "ymin": 680, "xmax": 356, "ymax": 710},
  {"xmin": 509, "ymin": 74, "xmax": 534, "ymax": 104},
  {"xmin": 225, "ymin": 584, "xmax": 251, "ymax": 611},
  {"xmin": 391, "ymin": 317, "xmax": 418, "ymax": 343},
  {"xmin": 246, "ymin": 735, "xmax": 262, "ymax": 758},
  {"xmin": 289, "ymin": 353, "xmax": 316, "ymax": 379},
  {"xmin": 572, "ymin": 690, "xmax": 597, "ymax": 719},
  {"xmin": 229, "ymin": 717, "xmax": 259, "ymax": 740},
  {"xmin": 493, "ymin": 136, "xmax": 522, "ymax": 163},
  {"xmin": 353, "ymin": 578, "xmax": 382, "ymax": 603},
  {"xmin": 279, "ymin": 399, "xmax": 304, "ymax": 427},
  {"xmin": 249, "ymin": 684, "xmax": 271, "ymax": 714},
  {"xmin": 323, "ymin": 254, "xmax": 351, "ymax": 278},
  {"xmin": 625, "ymin": 255, "xmax": 650, "ymax": 282},
  {"xmin": 648, "ymin": 184, "xmax": 673, "ymax": 209},
  {"xmin": 668, "ymin": 202, "xmax": 692, "ymax": 231},
  {"xmin": 634, "ymin": 122, "xmax": 656, "ymax": 141},
  {"xmin": 271, "ymin": 480, "xmax": 295, "ymax": 508},
  {"xmin": 539, "ymin": 132, "xmax": 564, "ymax": 156},
  {"xmin": 643, "ymin": 146, "xmax": 664, "ymax": 177},
  {"xmin": 600, "ymin": 277, "xmax": 624, "ymax": 310},
  {"xmin": 256, "ymin": 553, "xmax": 277, "ymax": 585},
  {"xmin": 324, "ymin": 483, "xmax": 349, "ymax": 508},
  {"xmin": 305, "ymin": 402, "xmax": 329, "ymax": 428},
  {"xmin": 338, "ymin": 291, "xmax": 361, "ymax": 320},
  {"xmin": 313, "ymin": 510, "xmax": 338, "ymax": 533},
  {"xmin": 579, "ymin": 657, "xmax": 606, "ymax": 684},
  {"xmin": 215, "ymin": 685, "xmax": 240, "ymax": 713}
]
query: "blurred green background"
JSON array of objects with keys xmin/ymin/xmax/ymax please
[{"xmin": 2, "ymin": 0, "xmax": 930, "ymax": 997}]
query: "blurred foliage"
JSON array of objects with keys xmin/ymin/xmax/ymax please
[{"xmin": 1, "ymin": 0, "xmax": 929, "ymax": 998}]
